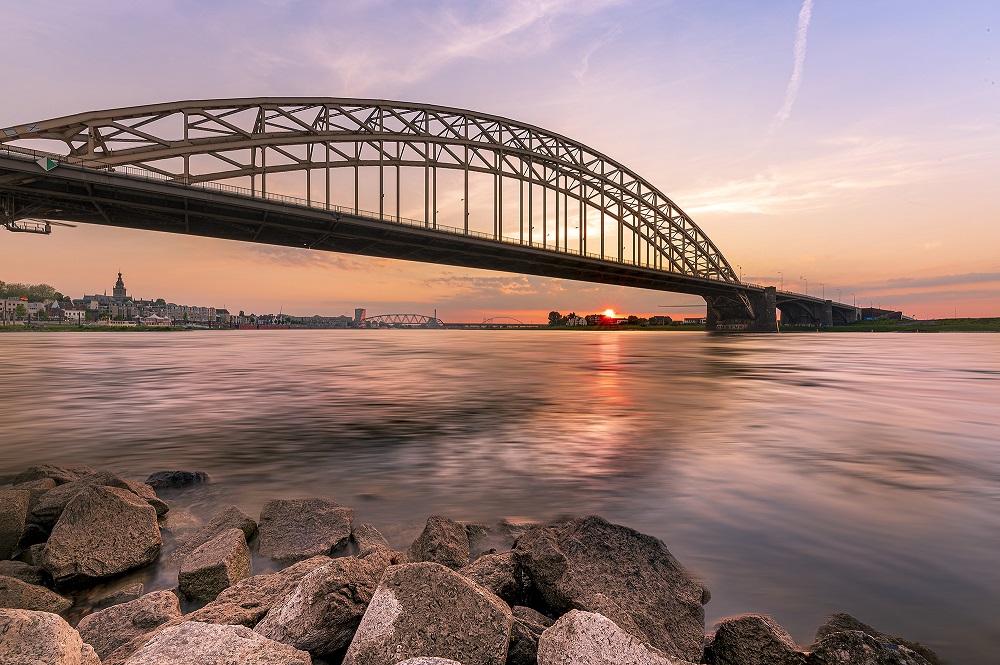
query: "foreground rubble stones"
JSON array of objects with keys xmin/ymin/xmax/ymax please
[
  {"xmin": 0, "ymin": 574, "xmax": 72, "ymax": 613},
  {"xmin": 0, "ymin": 608, "xmax": 100, "ymax": 665},
  {"xmin": 407, "ymin": 515, "xmax": 471, "ymax": 570},
  {"xmin": 40, "ymin": 485, "xmax": 162, "ymax": 586},
  {"xmin": 168, "ymin": 504, "xmax": 256, "ymax": 562},
  {"xmin": 122, "ymin": 621, "xmax": 312, "ymax": 665},
  {"xmin": 178, "ymin": 527, "xmax": 251, "ymax": 602},
  {"xmin": 144, "ymin": 470, "xmax": 210, "ymax": 489},
  {"xmin": 537, "ymin": 609, "xmax": 689, "ymax": 665},
  {"xmin": 514, "ymin": 515, "xmax": 708, "ymax": 662},
  {"xmin": 707, "ymin": 614, "xmax": 806, "ymax": 665},
  {"xmin": 0, "ymin": 489, "xmax": 30, "ymax": 559},
  {"xmin": 342, "ymin": 561, "xmax": 513, "ymax": 665},
  {"xmin": 258, "ymin": 497, "xmax": 353, "ymax": 562},
  {"xmin": 76, "ymin": 589, "xmax": 182, "ymax": 659},
  {"xmin": 811, "ymin": 613, "xmax": 941, "ymax": 665}
]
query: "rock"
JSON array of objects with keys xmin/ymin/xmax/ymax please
[
  {"xmin": 0, "ymin": 608, "xmax": 100, "ymax": 665},
  {"xmin": 41, "ymin": 485, "xmax": 162, "ymax": 587},
  {"xmin": 507, "ymin": 606, "xmax": 553, "ymax": 665},
  {"xmin": 170, "ymin": 504, "xmax": 256, "ymax": 561},
  {"xmin": 144, "ymin": 471, "xmax": 210, "ymax": 489},
  {"xmin": 350, "ymin": 523, "xmax": 391, "ymax": 556},
  {"xmin": 254, "ymin": 553, "xmax": 392, "ymax": 658},
  {"xmin": 807, "ymin": 630, "xmax": 932, "ymax": 665},
  {"xmin": 342, "ymin": 561, "xmax": 512, "ymax": 665},
  {"xmin": 122, "ymin": 621, "xmax": 312, "ymax": 665},
  {"xmin": 458, "ymin": 551, "xmax": 525, "ymax": 606},
  {"xmin": 17, "ymin": 542, "xmax": 46, "ymax": 566},
  {"xmin": 0, "ymin": 575, "xmax": 72, "ymax": 613},
  {"xmin": 0, "ymin": 489, "xmax": 30, "ymax": 559},
  {"xmin": 10, "ymin": 464, "xmax": 96, "ymax": 486},
  {"xmin": 396, "ymin": 660, "xmax": 464, "ymax": 665},
  {"xmin": 11, "ymin": 477, "xmax": 57, "ymax": 513},
  {"xmin": 101, "ymin": 556, "xmax": 334, "ymax": 665},
  {"xmin": 95, "ymin": 582, "xmax": 145, "ymax": 607},
  {"xmin": 514, "ymin": 515, "xmax": 707, "ymax": 662},
  {"xmin": 708, "ymin": 614, "xmax": 805, "ymax": 665},
  {"xmin": 812, "ymin": 613, "xmax": 940, "ymax": 665},
  {"xmin": 407, "ymin": 515, "xmax": 470, "ymax": 570},
  {"xmin": 179, "ymin": 528, "xmax": 251, "ymax": 602},
  {"xmin": 29, "ymin": 471, "xmax": 166, "ymax": 531},
  {"xmin": 0, "ymin": 560, "xmax": 46, "ymax": 585},
  {"xmin": 258, "ymin": 498, "xmax": 353, "ymax": 563},
  {"xmin": 77, "ymin": 589, "xmax": 182, "ymax": 659},
  {"xmin": 537, "ymin": 610, "xmax": 690, "ymax": 665}
]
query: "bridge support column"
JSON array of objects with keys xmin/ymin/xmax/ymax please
[
  {"xmin": 821, "ymin": 300, "xmax": 834, "ymax": 327},
  {"xmin": 705, "ymin": 286, "xmax": 777, "ymax": 333}
]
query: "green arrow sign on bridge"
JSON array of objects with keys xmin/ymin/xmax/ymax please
[{"xmin": 35, "ymin": 156, "xmax": 57, "ymax": 171}]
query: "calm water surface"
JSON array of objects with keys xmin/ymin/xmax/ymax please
[{"xmin": 1, "ymin": 330, "xmax": 997, "ymax": 662}]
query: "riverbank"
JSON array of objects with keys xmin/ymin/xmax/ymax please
[{"xmin": 0, "ymin": 464, "xmax": 943, "ymax": 664}]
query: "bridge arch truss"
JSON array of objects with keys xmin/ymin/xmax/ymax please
[
  {"xmin": 1, "ymin": 98, "xmax": 737, "ymax": 282},
  {"xmin": 361, "ymin": 313, "xmax": 443, "ymax": 327}
]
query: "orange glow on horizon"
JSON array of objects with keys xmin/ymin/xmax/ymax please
[{"xmin": 603, "ymin": 308, "xmax": 616, "ymax": 317}]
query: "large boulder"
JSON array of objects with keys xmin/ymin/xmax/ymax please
[
  {"xmin": 342, "ymin": 561, "xmax": 512, "ymax": 665},
  {"xmin": 536, "ymin": 610, "xmax": 692, "ymax": 665},
  {"xmin": 0, "ymin": 608, "xmax": 100, "ymax": 665},
  {"xmin": 9, "ymin": 465, "xmax": 96, "ymax": 486},
  {"xmin": 0, "ymin": 489, "xmax": 30, "ymax": 559},
  {"xmin": 258, "ymin": 498, "xmax": 353, "ymax": 563},
  {"xmin": 179, "ymin": 528, "xmax": 251, "ymax": 602},
  {"xmin": 169, "ymin": 504, "xmax": 256, "ymax": 562},
  {"xmin": 350, "ymin": 523, "xmax": 392, "ymax": 557},
  {"xmin": 513, "ymin": 515, "xmax": 708, "ymax": 662},
  {"xmin": 144, "ymin": 470, "xmax": 210, "ymax": 489},
  {"xmin": 0, "ymin": 560, "xmax": 46, "ymax": 585},
  {"xmin": 122, "ymin": 621, "xmax": 312, "ymax": 665},
  {"xmin": 458, "ymin": 551, "xmax": 525, "ymax": 606},
  {"xmin": 0, "ymin": 575, "xmax": 72, "ymax": 613},
  {"xmin": 254, "ymin": 553, "xmax": 392, "ymax": 658},
  {"xmin": 812, "ymin": 613, "xmax": 940, "ymax": 665},
  {"xmin": 77, "ymin": 589, "xmax": 182, "ymax": 659},
  {"xmin": 507, "ymin": 605, "xmax": 554, "ymax": 665},
  {"xmin": 95, "ymin": 582, "xmax": 145, "ymax": 607},
  {"xmin": 396, "ymin": 660, "xmax": 464, "ymax": 665},
  {"xmin": 707, "ymin": 614, "xmax": 806, "ymax": 665},
  {"xmin": 102, "ymin": 555, "xmax": 332, "ymax": 665},
  {"xmin": 806, "ymin": 630, "xmax": 933, "ymax": 665},
  {"xmin": 30, "ymin": 471, "xmax": 166, "ymax": 531},
  {"xmin": 40, "ymin": 485, "xmax": 162, "ymax": 587},
  {"xmin": 407, "ymin": 516, "xmax": 470, "ymax": 570}
]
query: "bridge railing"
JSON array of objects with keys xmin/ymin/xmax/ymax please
[{"xmin": 0, "ymin": 143, "xmax": 726, "ymax": 278}]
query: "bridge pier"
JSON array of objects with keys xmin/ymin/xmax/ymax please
[{"xmin": 705, "ymin": 286, "xmax": 777, "ymax": 333}]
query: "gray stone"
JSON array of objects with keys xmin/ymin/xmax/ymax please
[
  {"xmin": 812, "ymin": 613, "xmax": 940, "ymax": 665},
  {"xmin": 806, "ymin": 630, "xmax": 932, "ymax": 665},
  {"xmin": 407, "ymin": 515, "xmax": 470, "ymax": 570},
  {"xmin": 258, "ymin": 498, "xmax": 353, "ymax": 563},
  {"xmin": 507, "ymin": 606, "xmax": 554, "ymax": 665},
  {"xmin": 102, "ymin": 555, "xmax": 333, "ymax": 665},
  {"xmin": 342, "ymin": 561, "xmax": 512, "ymax": 665},
  {"xmin": 395, "ymin": 660, "xmax": 464, "ymax": 665},
  {"xmin": 29, "ymin": 471, "xmax": 166, "ymax": 531},
  {"xmin": 458, "ymin": 551, "xmax": 524, "ymax": 606},
  {"xmin": 708, "ymin": 614, "xmax": 805, "ymax": 665},
  {"xmin": 95, "ymin": 582, "xmax": 145, "ymax": 606},
  {"xmin": 254, "ymin": 553, "xmax": 393, "ymax": 658},
  {"xmin": 77, "ymin": 589, "xmax": 182, "ymax": 659},
  {"xmin": 10, "ymin": 464, "xmax": 96, "ymax": 486},
  {"xmin": 350, "ymin": 523, "xmax": 391, "ymax": 556},
  {"xmin": 169, "ymin": 504, "xmax": 256, "ymax": 561},
  {"xmin": 122, "ymin": 621, "xmax": 312, "ymax": 665},
  {"xmin": 16, "ymin": 542, "xmax": 46, "ymax": 566},
  {"xmin": 514, "ymin": 515, "xmax": 708, "ymax": 662},
  {"xmin": 537, "ymin": 610, "xmax": 692, "ymax": 665},
  {"xmin": 41, "ymin": 485, "xmax": 162, "ymax": 587},
  {"xmin": 11, "ymin": 477, "xmax": 57, "ymax": 513},
  {"xmin": 0, "ymin": 489, "xmax": 30, "ymax": 559},
  {"xmin": 179, "ymin": 528, "xmax": 251, "ymax": 602},
  {"xmin": 0, "ymin": 608, "xmax": 100, "ymax": 665},
  {"xmin": 0, "ymin": 574, "xmax": 72, "ymax": 613},
  {"xmin": 144, "ymin": 471, "xmax": 210, "ymax": 489},
  {"xmin": 0, "ymin": 560, "xmax": 46, "ymax": 585}
]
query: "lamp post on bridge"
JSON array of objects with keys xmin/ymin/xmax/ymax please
[
  {"xmin": 778, "ymin": 271, "xmax": 783, "ymax": 290},
  {"xmin": 837, "ymin": 288, "xmax": 841, "ymax": 303},
  {"xmin": 737, "ymin": 264, "xmax": 742, "ymax": 282},
  {"xmin": 800, "ymin": 276, "xmax": 808, "ymax": 296},
  {"xmin": 820, "ymin": 283, "xmax": 825, "ymax": 299}
]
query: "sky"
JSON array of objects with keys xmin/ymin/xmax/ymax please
[{"xmin": 1, "ymin": 0, "xmax": 998, "ymax": 321}]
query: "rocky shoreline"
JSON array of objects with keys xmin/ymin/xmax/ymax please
[{"xmin": 0, "ymin": 465, "xmax": 941, "ymax": 664}]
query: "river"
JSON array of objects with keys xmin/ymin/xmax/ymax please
[{"xmin": 1, "ymin": 330, "xmax": 997, "ymax": 661}]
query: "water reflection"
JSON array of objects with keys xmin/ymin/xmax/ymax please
[{"xmin": 1, "ymin": 331, "xmax": 998, "ymax": 661}]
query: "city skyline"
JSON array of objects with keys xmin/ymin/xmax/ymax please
[{"xmin": 2, "ymin": 1, "xmax": 997, "ymax": 320}]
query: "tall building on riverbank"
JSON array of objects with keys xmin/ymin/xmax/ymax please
[{"xmin": 113, "ymin": 272, "xmax": 127, "ymax": 299}]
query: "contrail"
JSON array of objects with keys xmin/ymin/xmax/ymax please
[{"xmin": 773, "ymin": 0, "xmax": 814, "ymax": 129}]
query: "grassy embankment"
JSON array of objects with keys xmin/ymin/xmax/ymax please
[{"xmin": 779, "ymin": 318, "xmax": 1000, "ymax": 333}]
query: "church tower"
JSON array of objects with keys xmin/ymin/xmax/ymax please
[{"xmin": 113, "ymin": 272, "xmax": 127, "ymax": 299}]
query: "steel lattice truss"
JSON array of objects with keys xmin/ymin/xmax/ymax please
[
  {"xmin": 361, "ymin": 314, "xmax": 443, "ymax": 326},
  {"xmin": 0, "ymin": 98, "xmax": 737, "ymax": 281}
]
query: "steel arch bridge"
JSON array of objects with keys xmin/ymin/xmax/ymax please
[
  {"xmin": 0, "ymin": 97, "xmax": 810, "ymax": 331},
  {"xmin": 361, "ymin": 314, "xmax": 443, "ymax": 327}
]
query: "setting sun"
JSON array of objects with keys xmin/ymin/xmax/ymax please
[{"xmin": 603, "ymin": 309, "xmax": 616, "ymax": 317}]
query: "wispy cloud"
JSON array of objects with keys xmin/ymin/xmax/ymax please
[
  {"xmin": 424, "ymin": 274, "xmax": 541, "ymax": 296},
  {"xmin": 772, "ymin": 0, "xmax": 815, "ymax": 131},
  {"xmin": 573, "ymin": 24, "xmax": 622, "ymax": 80}
]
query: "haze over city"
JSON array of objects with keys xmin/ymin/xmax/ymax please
[{"xmin": 2, "ymin": 0, "xmax": 997, "ymax": 320}]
